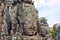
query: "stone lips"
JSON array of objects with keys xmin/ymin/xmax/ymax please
[{"xmin": 22, "ymin": 0, "xmax": 32, "ymax": 3}]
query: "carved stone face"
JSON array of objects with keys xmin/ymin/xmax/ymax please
[
  {"xmin": 23, "ymin": 21, "xmax": 37, "ymax": 36},
  {"xmin": 21, "ymin": 3, "xmax": 37, "ymax": 36}
]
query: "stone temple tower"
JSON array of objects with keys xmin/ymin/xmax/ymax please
[{"xmin": 0, "ymin": 0, "xmax": 52, "ymax": 40}]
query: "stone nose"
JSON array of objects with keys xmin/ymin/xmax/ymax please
[
  {"xmin": 28, "ymin": 25, "xmax": 36, "ymax": 30},
  {"xmin": 29, "ymin": 27, "xmax": 34, "ymax": 29}
]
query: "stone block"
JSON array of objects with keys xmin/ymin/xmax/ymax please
[{"xmin": 22, "ymin": 36, "xmax": 39, "ymax": 40}]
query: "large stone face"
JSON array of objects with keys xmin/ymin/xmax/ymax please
[
  {"xmin": 19, "ymin": 2, "xmax": 38, "ymax": 36},
  {"xmin": 37, "ymin": 17, "xmax": 51, "ymax": 40},
  {"xmin": 37, "ymin": 17, "xmax": 50, "ymax": 36}
]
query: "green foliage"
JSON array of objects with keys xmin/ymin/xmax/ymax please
[
  {"xmin": 50, "ymin": 24, "xmax": 57, "ymax": 39},
  {"xmin": 50, "ymin": 29, "xmax": 56, "ymax": 39}
]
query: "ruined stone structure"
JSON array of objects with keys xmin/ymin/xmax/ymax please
[
  {"xmin": 37, "ymin": 17, "xmax": 51, "ymax": 40},
  {"xmin": 0, "ymin": 0, "xmax": 51, "ymax": 40},
  {"xmin": 55, "ymin": 24, "xmax": 60, "ymax": 40}
]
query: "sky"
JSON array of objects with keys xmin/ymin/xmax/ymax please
[{"xmin": 33, "ymin": 0, "xmax": 60, "ymax": 27}]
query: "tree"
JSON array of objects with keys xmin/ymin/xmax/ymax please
[{"xmin": 50, "ymin": 24, "xmax": 57, "ymax": 39}]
